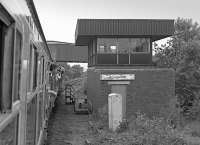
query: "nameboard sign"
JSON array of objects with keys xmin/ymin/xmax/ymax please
[{"xmin": 100, "ymin": 74, "xmax": 135, "ymax": 81}]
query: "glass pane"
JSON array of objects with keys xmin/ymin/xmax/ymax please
[
  {"xmin": 13, "ymin": 31, "xmax": 22, "ymax": 102},
  {"xmin": 98, "ymin": 45, "xmax": 105, "ymax": 53},
  {"xmin": 37, "ymin": 92, "xmax": 43, "ymax": 141},
  {"xmin": 92, "ymin": 40, "xmax": 96, "ymax": 55},
  {"xmin": 42, "ymin": 58, "xmax": 45, "ymax": 83},
  {"xmin": 28, "ymin": 45, "xmax": 33, "ymax": 92},
  {"xmin": 33, "ymin": 48, "xmax": 38, "ymax": 90},
  {"xmin": 0, "ymin": 23, "xmax": 3, "ymax": 109},
  {"xmin": 26, "ymin": 96, "xmax": 37, "ymax": 145},
  {"xmin": 0, "ymin": 24, "xmax": 14, "ymax": 111},
  {"xmin": 110, "ymin": 46, "xmax": 117, "ymax": 53},
  {"xmin": 37, "ymin": 59, "xmax": 41, "ymax": 85},
  {"xmin": 0, "ymin": 115, "xmax": 19, "ymax": 145},
  {"xmin": 118, "ymin": 39, "xmax": 130, "ymax": 54},
  {"xmin": 97, "ymin": 38, "xmax": 117, "ymax": 54},
  {"xmin": 130, "ymin": 38, "xmax": 150, "ymax": 53}
]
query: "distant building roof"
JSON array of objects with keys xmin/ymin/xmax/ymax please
[
  {"xmin": 48, "ymin": 42, "xmax": 88, "ymax": 62},
  {"xmin": 75, "ymin": 19, "xmax": 174, "ymax": 46}
]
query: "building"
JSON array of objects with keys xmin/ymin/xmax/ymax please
[
  {"xmin": 75, "ymin": 19, "xmax": 175, "ymax": 118},
  {"xmin": 47, "ymin": 41, "xmax": 88, "ymax": 63}
]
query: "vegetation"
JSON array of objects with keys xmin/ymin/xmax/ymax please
[
  {"xmin": 87, "ymin": 111, "xmax": 200, "ymax": 145},
  {"xmin": 154, "ymin": 17, "xmax": 200, "ymax": 121},
  {"xmin": 63, "ymin": 63, "xmax": 84, "ymax": 80}
]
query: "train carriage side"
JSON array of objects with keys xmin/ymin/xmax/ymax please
[{"xmin": 0, "ymin": 1, "xmax": 56, "ymax": 145}]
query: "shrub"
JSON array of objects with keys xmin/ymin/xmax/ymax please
[
  {"xmin": 128, "ymin": 112, "xmax": 187, "ymax": 145},
  {"xmin": 116, "ymin": 119, "xmax": 129, "ymax": 133},
  {"xmin": 88, "ymin": 111, "xmax": 193, "ymax": 145}
]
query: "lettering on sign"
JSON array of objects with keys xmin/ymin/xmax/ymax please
[{"xmin": 100, "ymin": 74, "xmax": 135, "ymax": 80}]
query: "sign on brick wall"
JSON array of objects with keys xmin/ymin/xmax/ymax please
[{"xmin": 100, "ymin": 74, "xmax": 135, "ymax": 81}]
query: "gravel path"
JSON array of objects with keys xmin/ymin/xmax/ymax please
[{"xmin": 46, "ymin": 98, "xmax": 90, "ymax": 145}]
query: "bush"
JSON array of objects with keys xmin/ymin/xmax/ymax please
[
  {"xmin": 116, "ymin": 119, "xmax": 129, "ymax": 133},
  {"xmin": 130, "ymin": 112, "xmax": 183, "ymax": 145},
  {"xmin": 88, "ymin": 110, "xmax": 193, "ymax": 145}
]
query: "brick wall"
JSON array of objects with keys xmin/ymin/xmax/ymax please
[{"xmin": 87, "ymin": 67, "xmax": 175, "ymax": 118}]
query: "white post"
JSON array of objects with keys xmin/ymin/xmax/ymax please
[{"xmin": 108, "ymin": 93, "xmax": 122, "ymax": 131}]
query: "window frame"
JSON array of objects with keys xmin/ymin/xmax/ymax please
[
  {"xmin": 28, "ymin": 43, "xmax": 33, "ymax": 92},
  {"xmin": 97, "ymin": 38, "xmax": 151, "ymax": 65},
  {"xmin": 0, "ymin": 19, "xmax": 15, "ymax": 112},
  {"xmin": 0, "ymin": 4, "xmax": 20, "ymax": 145},
  {"xmin": 97, "ymin": 38, "xmax": 150, "ymax": 54},
  {"xmin": 129, "ymin": 38, "xmax": 150, "ymax": 54},
  {"xmin": 12, "ymin": 29, "xmax": 23, "ymax": 102},
  {"xmin": 32, "ymin": 45, "xmax": 38, "ymax": 90}
]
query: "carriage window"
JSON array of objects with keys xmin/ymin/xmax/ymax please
[
  {"xmin": 37, "ymin": 58, "xmax": 41, "ymax": 85},
  {"xmin": 28, "ymin": 44, "xmax": 33, "ymax": 91},
  {"xmin": 12, "ymin": 30, "xmax": 22, "ymax": 102},
  {"xmin": 0, "ymin": 22, "xmax": 4, "ymax": 110},
  {"xmin": 26, "ymin": 97, "xmax": 37, "ymax": 145},
  {"xmin": 0, "ymin": 21, "xmax": 14, "ymax": 111},
  {"xmin": 42, "ymin": 57, "xmax": 45, "ymax": 83},
  {"xmin": 33, "ymin": 46, "xmax": 38, "ymax": 90}
]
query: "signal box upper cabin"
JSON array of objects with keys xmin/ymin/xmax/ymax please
[{"xmin": 75, "ymin": 19, "xmax": 175, "ymax": 118}]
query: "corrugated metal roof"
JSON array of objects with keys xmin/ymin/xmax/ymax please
[
  {"xmin": 48, "ymin": 42, "xmax": 88, "ymax": 62},
  {"xmin": 75, "ymin": 19, "xmax": 174, "ymax": 46}
]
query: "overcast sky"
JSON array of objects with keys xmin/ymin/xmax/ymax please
[{"xmin": 34, "ymin": 0, "xmax": 200, "ymax": 43}]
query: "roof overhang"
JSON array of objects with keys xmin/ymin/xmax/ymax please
[{"xmin": 75, "ymin": 19, "xmax": 174, "ymax": 46}]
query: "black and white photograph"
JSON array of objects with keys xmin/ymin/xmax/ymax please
[{"xmin": 0, "ymin": 0, "xmax": 200, "ymax": 145}]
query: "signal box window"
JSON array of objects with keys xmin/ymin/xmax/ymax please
[
  {"xmin": 98, "ymin": 45, "xmax": 105, "ymax": 53},
  {"xmin": 97, "ymin": 38, "xmax": 117, "ymax": 54},
  {"xmin": 110, "ymin": 45, "xmax": 117, "ymax": 53},
  {"xmin": 117, "ymin": 39, "xmax": 130, "ymax": 54},
  {"xmin": 97, "ymin": 38, "xmax": 151, "ymax": 65},
  {"xmin": 130, "ymin": 38, "xmax": 150, "ymax": 53}
]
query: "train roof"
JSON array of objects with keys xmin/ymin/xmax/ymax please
[
  {"xmin": 26, "ymin": 0, "xmax": 53, "ymax": 61},
  {"xmin": 75, "ymin": 19, "xmax": 175, "ymax": 46}
]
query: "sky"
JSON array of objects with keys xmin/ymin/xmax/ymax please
[
  {"xmin": 33, "ymin": 0, "xmax": 200, "ymax": 69},
  {"xmin": 34, "ymin": 0, "xmax": 200, "ymax": 43}
]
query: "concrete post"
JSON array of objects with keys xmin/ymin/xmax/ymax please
[{"xmin": 108, "ymin": 93, "xmax": 122, "ymax": 131}]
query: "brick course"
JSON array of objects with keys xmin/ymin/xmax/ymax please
[{"xmin": 87, "ymin": 67, "xmax": 175, "ymax": 119}]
